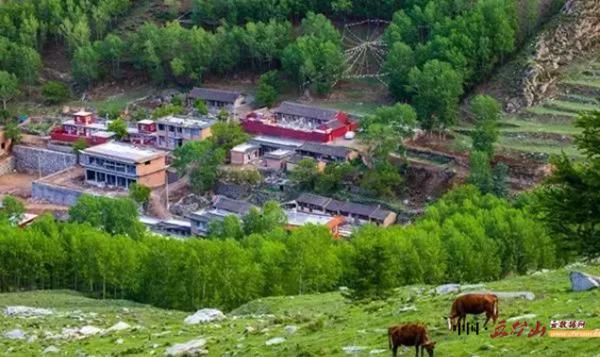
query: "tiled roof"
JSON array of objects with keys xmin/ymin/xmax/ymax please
[
  {"xmin": 273, "ymin": 102, "xmax": 338, "ymax": 122},
  {"xmin": 298, "ymin": 142, "xmax": 352, "ymax": 158},
  {"xmin": 213, "ymin": 195, "xmax": 255, "ymax": 216}
]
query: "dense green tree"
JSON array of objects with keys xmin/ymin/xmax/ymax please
[
  {"xmin": 41, "ymin": 81, "xmax": 70, "ymax": 104},
  {"xmin": 68, "ymin": 195, "xmax": 145, "ymax": 240},
  {"xmin": 0, "ymin": 71, "xmax": 19, "ymax": 110},
  {"xmin": 468, "ymin": 150, "xmax": 493, "ymax": 194},
  {"xmin": 72, "ymin": 45, "xmax": 100, "ymax": 87},
  {"xmin": 128, "ymin": 183, "xmax": 151, "ymax": 207},
  {"xmin": 107, "ymin": 118, "xmax": 128, "ymax": 139},
  {"xmin": 243, "ymin": 201, "xmax": 287, "ymax": 235},
  {"xmin": 470, "ymin": 94, "xmax": 500, "ymax": 156},
  {"xmin": 172, "ymin": 140, "xmax": 225, "ymax": 193},
  {"xmin": 289, "ymin": 158, "xmax": 320, "ymax": 191},
  {"xmin": 491, "ymin": 162, "xmax": 508, "ymax": 198},
  {"xmin": 284, "ymin": 224, "xmax": 341, "ymax": 294},
  {"xmin": 407, "ymin": 60, "xmax": 464, "ymax": 131},
  {"xmin": 384, "ymin": 42, "xmax": 415, "ymax": 100},
  {"xmin": 194, "ymin": 99, "xmax": 208, "ymax": 115},
  {"xmin": 209, "ymin": 215, "xmax": 244, "ymax": 240},
  {"xmin": 96, "ymin": 34, "xmax": 124, "ymax": 77},
  {"xmin": 534, "ymin": 110, "xmax": 600, "ymax": 258},
  {"xmin": 1, "ymin": 195, "xmax": 25, "ymax": 224},
  {"xmin": 361, "ymin": 103, "xmax": 417, "ymax": 161},
  {"xmin": 152, "ymin": 103, "xmax": 184, "ymax": 119},
  {"xmin": 360, "ymin": 161, "xmax": 404, "ymax": 198},
  {"xmin": 255, "ymin": 70, "xmax": 279, "ymax": 108},
  {"xmin": 282, "ymin": 34, "xmax": 344, "ymax": 95},
  {"xmin": 4, "ymin": 121, "xmax": 21, "ymax": 144},
  {"xmin": 209, "ymin": 122, "xmax": 249, "ymax": 152}
]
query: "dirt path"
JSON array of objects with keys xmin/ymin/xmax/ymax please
[{"xmin": 0, "ymin": 173, "xmax": 37, "ymax": 198}]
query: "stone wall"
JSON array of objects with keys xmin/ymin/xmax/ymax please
[
  {"xmin": 31, "ymin": 181, "xmax": 83, "ymax": 206},
  {"xmin": 0, "ymin": 156, "xmax": 15, "ymax": 176},
  {"xmin": 13, "ymin": 145, "xmax": 77, "ymax": 176}
]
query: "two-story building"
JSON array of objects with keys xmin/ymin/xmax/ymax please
[
  {"xmin": 81, "ymin": 142, "xmax": 168, "ymax": 189},
  {"xmin": 127, "ymin": 119, "xmax": 157, "ymax": 146},
  {"xmin": 155, "ymin": 115, "xmax": 215, "ymax": 150},
  {"xmin": 187, "ymin": 87, "xmax": 245, "ymax": 116},
  {"xmin": 50, "ymin": 110, "xmax": 115, "ymax": 146}
]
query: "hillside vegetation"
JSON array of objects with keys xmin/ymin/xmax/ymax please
[{"xmin": 1, "ymin": 264, "xmax": 599, "ymax": 356}]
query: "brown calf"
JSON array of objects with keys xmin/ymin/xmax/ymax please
[
  {"xmin": 388, "ymin": 323, "xmax": 436, "ymax": 357},
  {"xmin": 447, "ymin": 293, "xmax": 498, "ymax": 330}
]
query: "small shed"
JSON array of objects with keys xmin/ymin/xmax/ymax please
[
  {"xmin": 230, "ymin": 143, "xmax": 260, "ymax": 165},
  {"xmin": 264, "ymin": 149, "xmax": 294, "ymax": 170}
]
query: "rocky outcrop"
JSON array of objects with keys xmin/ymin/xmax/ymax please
[{"xmin": 520, "ymin": 0, "xmax": 600, "ymax": 106}]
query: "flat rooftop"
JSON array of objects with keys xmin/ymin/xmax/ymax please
[
  {"xmin": 250, "ymin": 135, "xmax": 304, "ymax": 148},
  {"xmin": 156, "ymin": 115, "xmax": 215, "ymax": 129},
  {"xmin": 231, "ymin": 143, "xmax": 258, "ymax": 153},
  {"xmin": 73, "ymin": 110, "xmax": 92, "ymax": 116},
  {"xmin": 286, "ymin": 210, "xmax": 335, "ymax": 226},
  {"xmin": 265, "ymin": 149, "xmax": 294, "ymax": 159},
  {"xmin": 83, "ymin": 142, "xmax": 167, "ymax": 163}
]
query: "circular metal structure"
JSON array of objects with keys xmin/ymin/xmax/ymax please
[{"xmin": 341, "ymin": 19, "xmax": 390, "ymax": 82}]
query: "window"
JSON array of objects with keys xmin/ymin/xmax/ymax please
[
  {"xmin": 86, "ymin": 170, "xmax": 96, "ymax": 180},
  {"xmin": 177, "ymin": 127, "xmax": 182, "ymax": 133},
  {"xmin": 158, "ymin": 124, "xmax": 165, "ymax": 131},
  {"xmin": 169, "ymin": 126, "xmax": 175, "ymax": 132}
]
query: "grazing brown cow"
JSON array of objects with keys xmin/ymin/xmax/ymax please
[
  {"xmin": 388, "ymin": 323, "xmax": 436, "ymax": 357},
  {"xmin": 446, "ymin": 293, "xmax": 498, "ymax": 330}
]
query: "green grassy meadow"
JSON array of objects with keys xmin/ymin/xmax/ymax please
[{"xmin": 2, "ymin": 265, "xmax": 600, "ymax": 356}]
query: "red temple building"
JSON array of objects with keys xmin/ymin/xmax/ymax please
[{"xmin": 241, "ymin": 102, "xmax": 357, "ymax": 143}]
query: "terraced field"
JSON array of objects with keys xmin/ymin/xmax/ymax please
[{"xmin": 496, "ymin": 55, "xmax": 600, "ymax": 160}]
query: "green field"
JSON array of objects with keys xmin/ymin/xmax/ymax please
[{"xmin": 2, "ymin": 264, "xmax": 600, "ymax": 356}]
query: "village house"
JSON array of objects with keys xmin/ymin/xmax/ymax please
[
  {"xmin": 296, "ymin": 142, "xmax": 358, "ymax": 163},
  {"xmin": 285, "ymin": 209, "xmax": 347, "ymax": 237},
  {"xmin": 140, "ymin": 216, "xmax": 192, "ymax": 238},
  {"xmin": 264, "ymin": 149, "xmax": 295, "ymax": 170},
  {"xmin": 249, "ymin": 135, "xmax": 304, "ymax": 154},
  {"xmin": 187, "ymin": 87, "xmax": 245, "ymax": 116},
  {"xmin": 127, "ymin": 119, "xmax": 157, "ymax": 146},
  {"xmin": 50, "ymin": 110, "xmax": 115, "ymax": 146},
  {"xmin": 230, "ymin": 143, "xmax": 260, "ymax": 165},
  {"xmin": 155, "ymin": 115, "xmax": 215, "ymax": 150},
  {"xmin": 294, "ymin": 192, "xmax": 397, "ymax": 227},
  {"xmin": 242, "ymin": 101, "xmax": 357, "ymax": 143},
  {"xmin": 188, "ymin": 195, "xmax": 255, "ymax": 236},
  {"xmin": 81, "ymin": 142, "xmax": 167, "ymax": 189}
]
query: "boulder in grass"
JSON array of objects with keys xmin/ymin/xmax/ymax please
[
  {"xmin": 166, "ymin": 338, "xmax": 208, "ymax": 356},
  {"xmin": 343, "ymin": 346, "xmax": 366, "ymax": 354},
  {"xmin": 184, "ymin": 309, "xmax": 225, "ymax": 325},
  {"xmin": 4, "ymin": 329, "xmax": 26, "ymax": 340},
  {"xmin": 107, "ymin": 321, "xmax": 131, "ymax": 332},
  {"xmin": 570, "ymin": 271, "xmax": 600, "ymax": 292},
  {"xmin": 435, "ymin": 284, "xmax": 460, "ymax": 294},
  {"xmin": 43, "ymin": 346, "xmax": 60, "ymax": 354},
  {"xmin": 265, "ymin": 337, "xmax": 285, "ymax": 346}
]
